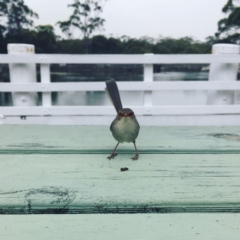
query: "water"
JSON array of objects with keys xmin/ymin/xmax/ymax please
[
  {"xmin": 154, "ymin": 72, "xmax": 208, "ymax": 81},
  {"xmin": 0, "ymin": 71, "xmax": 210, "ymax": 106},
  {"xmin": 54, "ymin": 72, "xmax": 209, "ymax": 107}
]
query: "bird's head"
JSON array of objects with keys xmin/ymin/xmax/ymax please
[{"xmin": 118, "ymin": 108, "xmax": 135, "ymax": 118}]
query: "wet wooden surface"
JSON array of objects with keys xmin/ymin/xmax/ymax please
[
  {"xmin": 0, "ymin": 125, "xmax": 240, "ymax": 153},
  {"xmin": 0, "ymin": 154, "xmax": 240, "ymax": 213},
  {"xmin": 0, "ymin": 125, "xmax": 239, "ymax": 238},
  {"xmin": 0, "ymin": 126, "xmax": 240, "ymax": 213},
  {"xmin": 0, "ymin": 214, "xmax": 240, "ymax": 240}
]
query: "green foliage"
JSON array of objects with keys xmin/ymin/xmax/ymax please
[
  {"xmin": 90, "ymin": 35, "xmax": 108, "ymax": 53},
  {"xmin": 153, "ymin": 37, "xmax": 210, "ymax": 54},
  {"xmin": 215, "ymin": 33, "xmax": 240, "ymax": 44},
  {"xmin": 1, "ymin": 25, "xmax": 57, "ymax": 53},
  {"xmin": 0, "ymin": 0, "xmax": 210, "ymax": 55},
  {"xmin": 34, "ymin": 25, "xmax": 57, "ymax": 53},
  {"xmin": 0, "ymin": 31, "xmax": 211, "ymax": 54},
  {"xmin": 57, "ymin": 0, "xmax": 106, "ymax": 53},
  {"xmin": 106, "ymin": 38, "xmax": 124, "ymax": 54},
  {"xmin": 216, "ymin": 0, "xmax": 240, "ymax": 42},
  {"xmin": 56, "ymin": 35, "xmax": 212, "ymax": 54},
  {"xmin": 0, "ymin": 0, "xmax": 38, "ymax": 36},
  {"xmin": 227, "ymin": 7, "xmax": 240, "ymax": 25},
  {"xmin": 55, "ymin": 39, "xmax": 85, "ymax": 54},
  {"xmin": 222, "ymin": 0, "xmax": 234, "ymax": 13},
  {"xmin": 123, "ymin": 38, "xmax": 153, "ymax": 54},
  {"xmin": 0, "ymin": 0, "xmax": 8, "ymax": 31}
]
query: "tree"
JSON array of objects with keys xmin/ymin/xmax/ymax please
[
  {"xmin": 3, "ymin": 25, "xmax": 58, "ymax": 53},
  {"xmin": 90, "ymin": 35, "xmax": 108, "ymax": 53},
  {"xmin": 0, "ymin": 0, "xmax": 38, "ymax": 36},
  {"xmin": 57, "ymin": 0, "xmax": 107, "ymax": 53},
  {"xmin": 216, "ymin": 0, "xmax": 240, "ymax": 42},
  {"xmin": 56, "ymin": 39, "xmax": 85, "ymax": 54},
  {"xmin": 0, "ymin": 1, "xmax": 8, "ymax": 36},
  {"xmin": 34, "ymin": 25, "xmax": 58, "ymax": 53},
  {"xmin": 153, "ymin": 37, "xmax": 210, "ymax": 54}
]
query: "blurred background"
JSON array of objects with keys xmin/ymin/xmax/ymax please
[{"xmin": 0, "ymin": 0, "xmax": 240, "ymax": 107}]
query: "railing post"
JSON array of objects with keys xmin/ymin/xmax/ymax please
[
  {"xmin": 7, "ymin": 44, "xmax": 37, "ymax": 106},
  {"xmin": 144, "ymin": 54, "xmax": 153, "ymax": 113},
  {"xmin": 207, "ymin": 44, "xmax": 239, "ymax": 105},
  {"xmin": 40, "ymin": 64, "xmax": 51, "ymax": 107}
]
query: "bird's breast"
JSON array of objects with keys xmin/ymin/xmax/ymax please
[{"xmin": 111, "ymin": 117, "xmax": 139, "ymax": 143}]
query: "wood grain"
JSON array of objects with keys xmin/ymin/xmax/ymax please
[
  {"xmin": 0, "ymin": 154, "xmax": 240, "ymax": 213},
  {"xmin": 1, "ymin": 126, "xmax": 239, "ymax": 213},
  {"xmin": 1, "ymin": 53, "xmax": 240, "ymax": 63},
  {"xmin": 0, "ymin": 214, "xmax": 240, "ymax": 240},
  {"xmin": 0, "ymin": 126, "xmax": 240, "ymax": 153}
]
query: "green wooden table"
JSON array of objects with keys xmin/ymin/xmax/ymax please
[{"xmin": 0, "ymin": 126, "xmax": 240, "ymax": 239}]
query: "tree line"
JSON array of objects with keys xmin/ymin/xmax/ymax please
[
  {"xmin": 0, "ymin": 30, "xmax": 212, "ymax": 54},
  {"xmin": 0, "ymin": 0, "xmax": 239, "ymax": 54}
]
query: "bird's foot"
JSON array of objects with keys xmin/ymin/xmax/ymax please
[
  {"xmin": 107, "ymin": 153, "xmax": 117, "ymax": 160},
  {"xmin": 131, "ymin": 153, "xmax": 139, "ymax": 160}
]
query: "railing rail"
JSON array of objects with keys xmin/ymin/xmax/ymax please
[
  {"xmin": 1, "ymin": 54, "xmax": 240, "ymax": 63},
  {"xmin": 1, "ymin": 105, "xmax": 240, "ymax": 116},
  {"xmin": 1, "ymin": 81, "xmax": 240, "ymax": 92},
  {"xmin": 1, "ymin": 52, "xmax": 240, "ymax": 125}
]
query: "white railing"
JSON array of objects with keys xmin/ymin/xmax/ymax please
[{"xmin": 1, "ymin": 52, "xmax": 240, "ymax": 125}]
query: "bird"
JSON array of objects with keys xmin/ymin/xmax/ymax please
[{"xmin": 105, "ymin": 79, "xmax": 140, "ymax": 160}]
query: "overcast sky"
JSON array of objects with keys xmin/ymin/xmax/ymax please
[{"xmin": 24, "ymin": 0, "xmax": 228, "ymax": 41}]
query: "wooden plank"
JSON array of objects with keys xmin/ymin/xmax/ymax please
[
  {"xmin": 1, "ymin": 105, "xmax": 240, "ymax": 116},
  {"xmin": 0, "ymin": 126, "xmax": 239, "ymax": 153},
  {"xmin": 0, "ymin": 154, "xmax": 240, "ymax": 213},
  {"xmin": 2, "ymin": 115, "xmax": 240, "ymax": 126},
  {"xmin": 0, "ymin": 214, "xmax": 239, "ymax": 240},
  {"xmin": 1, "ymin": 81, "xmax": 240, "ymax": 92},
  {"xmin": 1, "ymin": 54, "xmax": 240, "ymax": 63}
]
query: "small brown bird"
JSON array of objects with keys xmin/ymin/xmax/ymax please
[{"xmin": 105, "ymin": 79, "xmax": 140, "ymax": 160}]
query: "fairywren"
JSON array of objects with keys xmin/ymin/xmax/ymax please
[{"xmin": 105, "ymin": 79, "xmax": 140, "ymax": 160}]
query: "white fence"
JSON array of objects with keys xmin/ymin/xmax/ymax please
[{"xmin": 1, "ymin": 53, "xmax": 240, "ymax": 126}]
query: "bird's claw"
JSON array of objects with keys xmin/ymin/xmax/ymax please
[
  {"xmin": 131, "ymin": 153, "xmax": 139, "ymax": 160},
  {"xmin": 107, "ymin": 153, "xmax": 117, "ymax": 160}
]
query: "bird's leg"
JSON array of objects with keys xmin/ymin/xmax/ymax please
[
  {"xmin": 107, "ymin": 142, "xmax": 119, "ymax": 160},
  {"xmin": 131, "ymin": 141, "xmax": 139, "ymax": 160}
]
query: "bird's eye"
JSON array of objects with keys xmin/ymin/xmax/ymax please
[
  {"xmin": 119, "ymin": 112, "xmax": 124, "ymax": 117},
  {"xmin": 129, "ymin": 112, "xmax": 133, "ymax": 116}
]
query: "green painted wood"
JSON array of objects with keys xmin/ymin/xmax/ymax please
[
  {"xmin": 0, "ymin": 154, "xmax": 240, "ymax": 213},
  {"xmin": 0, "ymin": 214, "xmax": 240, "ymax": 240},
  {"xmin": 1, "ymin": 125, "xmax": 239, "ymax": 214},
  {"xmin": 0, "ymin": 126, "xmax": 240, "ymax": 154}
]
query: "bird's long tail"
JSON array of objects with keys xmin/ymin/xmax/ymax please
[{"xmin": 105, "ymin": 79, "xmax": 123, "ymax": 113}]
